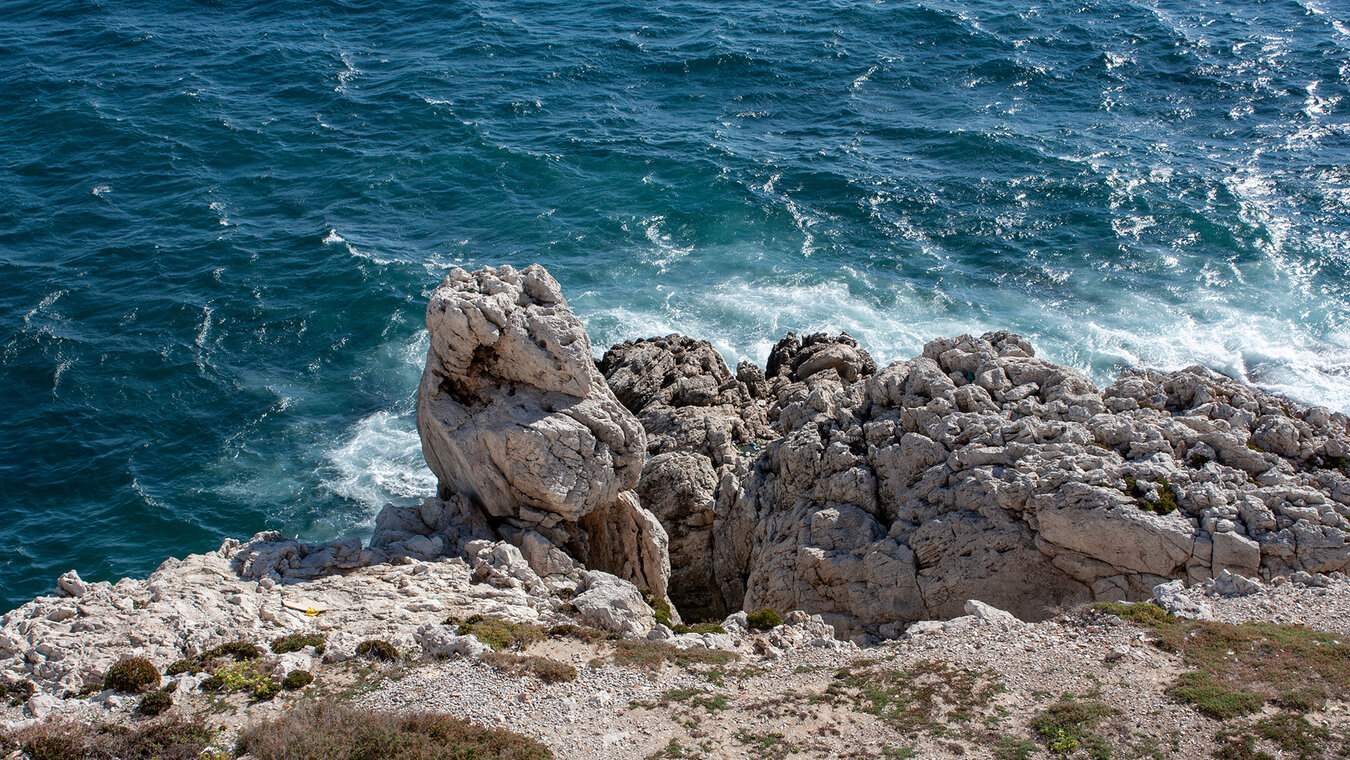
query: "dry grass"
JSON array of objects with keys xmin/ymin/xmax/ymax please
[
  {"xmin": 480, "ymin": 652, "xmax": 578, "ymax": 684},
  {"xmin": 236, "ymin": 700, "xmax": 553, "ymax": 760},
  {"xmin": 5, "ymin": 716, "xmax": 216, "ymax": 760}
]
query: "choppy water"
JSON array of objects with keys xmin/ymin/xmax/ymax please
[{"xmin": 2, "ymin": 0, "xmax": 1349, "ymax": 610}]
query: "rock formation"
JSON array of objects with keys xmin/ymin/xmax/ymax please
[
  {"xmin": 415, "ymin": 264, "xmax": 670, "ymax": 600},
  {"xmin": 612, "ymin": 327, "xmax": 1350, "ymax": 637}
]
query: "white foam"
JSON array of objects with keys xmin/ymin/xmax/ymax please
[
  {"xmin": 91, "ymin": 185, "xmax": 110, "ymax": 198},
  {"xmin": 321, "ymin": 409, "xmax": 436, "ymax": 514}
]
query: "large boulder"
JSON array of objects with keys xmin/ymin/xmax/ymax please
[{"xmin": 416, "ymin": 265, "xmax": 670, "ymax": 599}]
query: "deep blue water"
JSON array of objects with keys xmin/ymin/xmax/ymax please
[{"xmin": 3, "ymin": 0, "xmax": 1350, "ymax": 611}]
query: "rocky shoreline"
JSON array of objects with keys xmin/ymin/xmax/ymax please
[{"xmin": 2, "ymin": 263, "xmax": 1349, "ymax": 758}]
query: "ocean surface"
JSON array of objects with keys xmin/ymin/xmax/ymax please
[{"xmin": 2, "ymin": 0, "xmax": 1349, "ymax": 611}]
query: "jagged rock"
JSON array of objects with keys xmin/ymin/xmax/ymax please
[
  {"xmin": 600, "ymin": 334, "xmax": 770, "ymax": 468},
  {"xmin": 416, "ymin": 624, "xmax": 490, "ymax": 658},
  {"xmin": 605, "ymin": 325, "xmax": 1350, "ymax": 637},
  {"xmin": 416, "ymin": 265, "xmax": 669, "ymax": 599},
  {"xmin": 600, "ymin": 334, "xmax": 771, "ymax": 619},
  {"xmin": 56, "ymin": 570, "xmax": 89, "ymax": 598},
  {"xmin": 963, "ymin": 600, "xmax": 1022, "ymax": 628},
  {"xmin": 1152, "ymin": 580, "xmax": 1215, "ymax": 620},
  {"xmin": 571, "ymin": 571, "xmax": 657, "ymax": 637}
]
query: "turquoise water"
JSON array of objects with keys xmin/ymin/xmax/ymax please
[{"xmin": 2, "ymin": 0, "xmax": 1349, "ymax": 610}]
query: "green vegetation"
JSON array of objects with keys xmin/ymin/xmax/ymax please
[
  {"xmin": 1122, "ymin": 475, "xmax": 1179, "ymax": 515},
  {"xmin": 643, "ymin": 591, "xmax": 674, "ymax": 628},
  {"xmin": 236, "ymin": 700, "xmax": 554, "ymax": 760},
  {"xmin": 103, "ymin": 657, "xmax": 161, "ymax": 694},
  {"xmin": 993, "ymin": 738, "xmax": 1039, "ymax": 760},
  {"xmin": 282, "ymin": 670, "xmax": 315, "ymax": 690},
  {"xmin": 165, "ymin": 658, "xmax": 201, "ymax": 677},
  {"xmin": 136, "ymin": 687, "xmax": 174, "ymax": 717},
  {"xmin": 824, "ymin": 659, "xmax": 1004, "ymax": 736},
  {"xmin": 1093, "ymin": 601, "xmax": 1350, "ymax": 759},
  {"xmin": 200, "ymin": 658, "xmax": 282, "ymax": 702},
  {"xmin": 1030, "ymin": 697, "xmax": 1116, "ymax": 759},
  {"xmin": 1168, "ymin": 671, "xmax": 1265, "ymax": 719},
  {"xmin": 480, "ymin": 652, "xmax": 578, "ymax": 684},
  {"xmin": 203, "ymin": 641, "xmax": 262, "ymax": 661},
  {"xmin": 271, "ymin": 632, "xmax": 326, "ymax": 655},
  {"xmin": 7, "ymin": 717, "xmax": 216, "ymax": 760},
  {"xmin": 672, "ymin": 622, "xmax": 726, "ymax": 635},
  {"xmin": 545, "ymin": 624, "xmax": 620, "ymax": 643},
  {"xmin": 611, "ymin": 640, "xmax": 739, "ymax": 671},
  {"xmin": 456, "ymin": 615, "xmax": 545, "ymax": 651},
  {"xmin": 746, "ymin": 609, "xmax": 783, "ymax": 631},
  {"xmin": 355, "ymin": 639, "xmax": 399, "ymax": 661}
]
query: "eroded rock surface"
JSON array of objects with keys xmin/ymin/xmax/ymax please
[
  {"xmin": 614, "ymin": 329, "xmax": 1350, "ymax": 637},
  {"xmin": 600, "ymin": 335, "xmax": 773, "ymax": 620},
  {"xmin": 417, "ymin": 265, "xmax": 670, "ymax": 599}
]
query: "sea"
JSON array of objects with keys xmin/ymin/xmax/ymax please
[{"xmin": 2, "ymin": 0, "xmax": 1349, "ymax": 610}]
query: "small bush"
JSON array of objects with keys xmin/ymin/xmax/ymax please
[
  {"xmin": 612, "ymin": 640, "xmax": 739, "ymax": 670},
  {"xmin": 271, "ymin": 632, "xmax": 326, "ymax": 655},
  {"xmin": 165, "ymin": 658, "xmax": 201, "ymax": 676},
  {"xmin": 546, "ymin": 624, "xmax": 619, "ymax": 643},
  {"xmin": 282, "ymin": 670, "xmax": 314, "ymax": 690},
  {"xmin": 1031, "ymin": 698, "xmax": 1116, "ymax": 759},
  {"xmin": 481, "ymin": 652, "xmax": 578, "ymax": 684},
  {"xmin": 746, "ymin": 608, "xmax": 782, "ymax": 630},
  {"xmin": 1087, "ymin": 601, "xmax": 1173, "ymax": 628},
  {"xmin": 253, "ymin": 680, "xmax": 282, "ymax": 701},
  {"xmin": 457, "ymin": 617, "xmax": 544, "ymax": 651},
  {"xmin": 356, "ymin": 639, "xmax": 399, "ymax": 661},
  {"xmin": 7, "ymin": 680, "xmax": 35, "ymax": 702},
  {"xmin": 202, "ymin": 641, "xmax": 262, "ymax": 661},
  {"xmin": 1168, "ymin": 671, "xmax": 1265, "ymax": 719},
  {"xmin": 642, "ymin": 591, "xmax": 674, "ymax": 628},
  {"xmin": 136, "ymin": 689, "xmax": 173, "ymax": 717},
  {"xmin": 104, "ymin": 658, "xmax": 161, "ymax": 694},
  {"xmin": 237, "ymin": 700, "xmax": 554, "ymax": 760},
  {"xmin": 673, "ymin": 622, "xmax": 726, "ymax": 635}
]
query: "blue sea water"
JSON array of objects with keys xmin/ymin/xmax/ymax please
[{"xmin": 2, "ymin": 0, "xmax": 1350, "ymax": 610}]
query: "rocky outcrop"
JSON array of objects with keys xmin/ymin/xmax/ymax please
[
  {"xmin": 600, "ymin": 335, "xmax": 773, "ymax": 620},
  {"xmin": 416, "ymin": 265, "xmax": 670, "ymax": 600},
  {"xmin": 611, "ymin": 327, "xmax": 1350, "ymax": 637}
]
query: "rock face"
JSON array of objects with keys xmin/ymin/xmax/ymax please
[
  {"xmin": 416, "ymin": 265, "xmax": 670, "ymax": 599},
  {"xmin": 610, "ymin": 327, "xmax": 1350, "ymax": 637},
  {"xmin": 600, "ymin": 335, "xmax": 773, "ymax": 620}
]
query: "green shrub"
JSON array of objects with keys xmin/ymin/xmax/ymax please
[
  {"xmin": 673, "ymin": 622, "xmax": 726, "ymax": 635},
  {"xmin": 746, "ymin": 609, "xmax": 782, "ymax": 630},
  {"xmin": 356, "ymin": 639, "xmax": 399, "ymax": 661},
  {"xmin": 136, "ymin": 689, "xmax": 173, "ymax": 716},
  {"xmin": 282, "ymin": 670, "xmax": 314, "ymax": 690},
  {"xmin": 1168, "ymin": 671, "xmax": 1265, "ymax": 719},
  {"xmin": 253, "ymin": 680, "xmax": 282, "ymax": 701},
  {"xmin": 271, "ymin": 632, "xmax": 326, "ymax": 655},
  {"xmin": 236, "ymin": 700, "xmax": 554, "ymax": 760},
  {"xmin": 612, "ymin": 640, "xmax": 739, "ymax": 670},
  {"xmin": 165, "ymin": 658, "xmax": 201, "ymax": 676},
  {"xmin": 104, "ymin": 658, "xmax": 161, "ymax": 694},
  {"xmin": 642, "ymin": 591, "xmax": 673, "ymax": 628},
  {"xmin": 1031, "ymin": 698, "xmax": 1116, "ymax": 759},
  {"xmin": 456, "ymin": 617, "xmax": 544, "ymax": 651},
  {"xmin": 545, "ymin": 624, "xmax": 619, "ymax": 643},
  {"xmin": 202, "ymin": 641, "xmax": 262, "ymax": 661}
]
